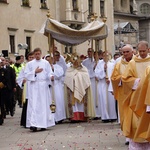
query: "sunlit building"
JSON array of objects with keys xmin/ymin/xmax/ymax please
[{"xmin": 0, "ymin": 0, "xmax": 114, "ymax": 59}]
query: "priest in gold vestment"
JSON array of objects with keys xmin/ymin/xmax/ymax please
[
  {"xmin": 111, "ymin": 44, "xmax": 134, "ymax": 145},
  {"xmin": 64, "ymin": 53, "xmax": 95, "ymax": 122},
  {"xmin": 121, "ymin": 41, "xmax": 150, "ymax": 149},
  {"xmin": 133, "ymin": 66, "xmax": 150, "ymax": 143}
]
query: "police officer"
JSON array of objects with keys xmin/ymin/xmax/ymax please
[{"xmin": 11, "ymin": 56, "xmax": 24, "ymax": 108}]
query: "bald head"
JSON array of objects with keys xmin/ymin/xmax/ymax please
[
  {"xmin": 122, "ymin": 44, "xmax": 133, "ymax": 62},
  {"xmin": 122, "ymin": 44, "xmax": 133, "ymax": 51},
  {"xmin": 0, "ymin": 57, "xmax": 6, "ymax": 66}
]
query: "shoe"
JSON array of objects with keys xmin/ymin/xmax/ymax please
[
  {"xmin": 125, "ymin": 141, "xmax": 129, "ymax": 145},
  {"xmin": 93, "ymin": 117, "xmax": 99, "ymax": 120},
  {"xmin": 10, "ymin": 111, "xmax": 14, "ymax": 117},
  {"xmin": 70, "ymin": 120, "xmax": 80, "ymax": 123},
  {"xmin": 102, "ymin": 120, "xmax": 110, "ymax": 123},
  {"xmin": 30, "ymin": 126, "xmax": 37, "ymax": 132},
  {"xmin": 32, "ymin": 127, "xmax": 37, "ymax": 132},
  {"xmin": 0, "ymin": 116, "xmax": 3, "ymax": 125},
  {"xmin": 110, "ymin": 119, "xmax": 117, "ymax": 122},
  {"xmin": 3, "ymin": 115, "xmax": 6, "ymax": 119},
  {"xmin": 55, "ymin": 120, "xmax": 63, "ymax": 124},
  {"xmin": 30, "ymin": 127, "xmax": 33, "ymax": 130},
  {"xmin": 41, "ymin": 128, "xmax": 46, "ymax": 131}
]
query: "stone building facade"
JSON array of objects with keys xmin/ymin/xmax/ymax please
[
  {"xmin": 113, "ymin": 0, "xmax": 139, "ymax": 49},
  {"xmin": 0, "ymin": 0, "xmax": 114, "ymax": 60},
  {"xmin": 136, "ymin": 0, "xmax": 150, "ymax": 43},
  {"xmin": 113, "ymin": 0, "xmax": 150, "ymax": 49}
]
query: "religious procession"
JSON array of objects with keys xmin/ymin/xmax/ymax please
[
  {"xmin": 0, "ymin": 3, "xmax": 150, "ymax": 150},
  {"xmin": 1, "ymin": 41, "xmax": 150, "ymax": 150}
]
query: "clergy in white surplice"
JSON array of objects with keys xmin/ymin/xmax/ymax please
[
  {"xmin": 82, "ymin": 48, "xmax": 101, "ymax": 119},
  {"xmin": 17, "ymin": 51, "xmax": 34, "ymax": 128},
  {"xmin": 54, "ymin": 47, "xmax": 68, "ymax": 83},
  {"xmin": 51, "ymin": 64, "xmax": 66, "ymax": 123},
  {"xmin": 24, "ymin": 48, "xmax": 55, "ymax": 132},
  {"xmin": 95, "ymin": 52, "xmax": 117, "ymax": 122}
]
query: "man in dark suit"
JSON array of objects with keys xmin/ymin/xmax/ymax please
[
  {"xmin": 0, "ymin": 59, "xmax": 8, "ymax": 122},
  {"xmin": 0, "ymin": 57, "xmax": 16, "ymax": 117}
]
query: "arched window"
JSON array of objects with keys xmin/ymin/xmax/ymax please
[{"xmin": 140, "ymin": 3, "xmax": 150, "ymax": 14}]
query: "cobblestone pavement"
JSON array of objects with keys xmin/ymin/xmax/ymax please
[{"xmin": 0, "ymin": 107, "xmax": 128, "ymax": 150}]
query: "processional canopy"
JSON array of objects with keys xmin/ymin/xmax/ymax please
[{"xmin": 40, "ymin": 16, "xmax": 108, "ymax": 46}]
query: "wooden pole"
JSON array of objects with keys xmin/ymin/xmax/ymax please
[{"xmin": 46, "ymin": 11, "xmax": 55, "ymax": 105}]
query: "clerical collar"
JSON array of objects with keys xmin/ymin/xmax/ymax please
[{"xmin": 138, "ymin": 55, "xmax": 149, "ymax": 59}]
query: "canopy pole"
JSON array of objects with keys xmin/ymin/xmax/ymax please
[
  {"xmin": 101, "ymin": 16, "xmax": 109, "ymax": 112},
  {"xmin": 90, "ymin": 13, "xmax": 98, "ymax": 62},
  {"xmin": 91, "ymin": 39, "xmax": 93, "ymax": 61},
  {"xmin": 47, "ymin": 11, "xmax": 55, "ymax": 56},
  {"xmin": 95, "ymin": 39, "xmax": 99, "ymax": 108},
  {"xmin": 46, "ymin": 11, "xmax": 56, "ymax": 106}
]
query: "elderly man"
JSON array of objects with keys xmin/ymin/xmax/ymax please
[
  {"xmin": 111, "ymin": 44, "xmax": 134, "ymax": 145},
  {"xmin": 122, "ymin": 41, "xmax": 150, "ymax": 149}
]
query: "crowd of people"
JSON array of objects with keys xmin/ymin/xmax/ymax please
[{"xmin": 0, "ymin": 41, "xmax": 150, "ymax": 149}]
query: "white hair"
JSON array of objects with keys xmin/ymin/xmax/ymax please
[{"xmin": 122, "ymin": 44, "xmax": 133, "ymax": 51}]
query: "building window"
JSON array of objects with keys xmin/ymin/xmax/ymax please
[
  {"xmin": 41, "ymin": 0, "xmax": 48, "ymax": 9},
  {"xmin": 0, "ymin": 0, "xmax": 7, "ymax": 3},
  {"xmin": 100, "ymin": 0, "xmax": 105, "ymax": 17},
  {"xmin": 26, "ymin": 37, "xmax": 31, "ymax": 52},
  {"xmin": 65, "ymin": 46, "xmax": 68, "ymax": 54},
  {"xmin": 22, "ymin": 0, "xmax": 30, "ymax": 7},
  {"xmin": 72, "ymin": 0, "xmax": 78, "ymax": 11},
  {"xmin": 140, "ymin": 3, "xmax": 150, "ymax": 14},
  {"xmin": 88, "ymin": 0, "xmax": 93, "ymax": 15},
  {"xmin": 64, "ymin": 46, "xmax": 73, "ymax": 54},
  {"xmin": 9, "ymin": 35, "xmax": 15, "ymax": 53},
  {"xmin": 69, "ymin": 46, "xmax": 73, "ymax": 54},
  {"xmin": 121, "ymin": 0, "xmax": 127, "ymax": 8}
]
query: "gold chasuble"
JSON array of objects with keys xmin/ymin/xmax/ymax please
[
  {"xmin": 121, "ymin": 55, "xmax": 150, "ymax": 142},
  {"xmin": 111, "ymin": 57, "xmax": 129, "ymax": 129},
  {"xmin": 133, "ymin": 66, "xmax": 150, "ymax": 142},
  {"xmin": 64, "ymin": 65, "xmax": 95, "ymax": 121}
]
